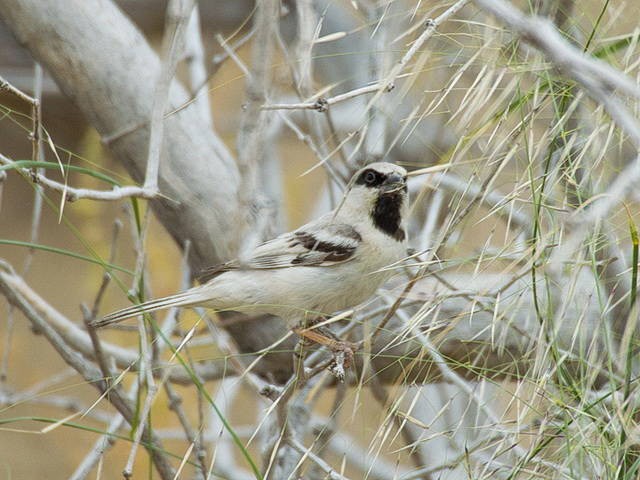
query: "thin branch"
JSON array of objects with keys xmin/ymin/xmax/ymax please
[
  {"xmin": 68, "ymin": 412, "xmax": 126, "ymax": 480},
  {"xmin": 364, "ymin": 0, "xmax": 471, "ymax": 114},
  {"xmin": 211, "ymin": 28, "xmax": 255, "ymax": 75},
  {"xmin": 124, "ymin": 380, "xmax": 159, "ymax": 478},
  {"xmin": 143, "ymin": 0, "xmax": 195, "ymax": 193},
  {"xmin": 0, "ymin": 263, "xmax": 176, "ymax": 480},
  {"xmin": 0, "ymin": 153, "xmax": 158, "ymax": 201},
  {"xmin": 287, "ymin": 436, "xmax": 351, "ymax": 480},
  {"xmin": 0, "ymin": 73, "xmax": 42, "ymax": 165},
  {"xmin": 21, "ymin": 62, "xmax": 45, "ymax": 275},
  {"xmin": 0, "ymin": 261, "xmax": 227, "ymax": 383},
  {"xmin": 261, "ymin": 82, "xmax": 395, "ymax": 111},
  {"xmin": 216, "ymin": 33, "xmax": 251, "ymax": 78}
]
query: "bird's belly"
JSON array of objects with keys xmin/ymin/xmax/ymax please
[
  {"xmin": 209, "ymin": 252, "xmax": 401, "ymax": 324},
  {"xmin": 268, "ymin": 264, "xmax": 391, "ymax": 320}
]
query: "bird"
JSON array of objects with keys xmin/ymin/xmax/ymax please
[{"xmin": 93, "ymin": 162, "xmax": 409, "ymax": 376}]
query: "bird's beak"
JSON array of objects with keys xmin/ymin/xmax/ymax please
[{"xmin": 381, "ymin": 173, "xmax": 407, "ymax": 194}]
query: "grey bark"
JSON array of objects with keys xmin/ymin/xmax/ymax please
[{"xmin": 0, "ymin": 0, "xmax": 242, "ymax": 268}]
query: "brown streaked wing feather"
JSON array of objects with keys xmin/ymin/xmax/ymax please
[
  {"xmin": 197, "ymin": 260, "xmax": 239, "ymax": 283},
  {"xmin": 196, "ymin": 222, "xmax": 361, "ymax": 283}
]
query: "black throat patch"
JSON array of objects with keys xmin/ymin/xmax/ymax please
[{"xmin": 372, "ymin": 193, "xmax": 405, "ymax": 242}]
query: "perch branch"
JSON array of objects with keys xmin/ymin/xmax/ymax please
[{"xmin": 0, "ymin": 153, "xmax": 158, "ymax": 202}]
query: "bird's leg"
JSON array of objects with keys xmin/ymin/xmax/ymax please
[
  {"xmin": 293, "ymin": 318, "xmax": 356, "ymax": 381},
  {"xmin": 292, "ymin": 336, "xmax": 308, "ymax": 380}
]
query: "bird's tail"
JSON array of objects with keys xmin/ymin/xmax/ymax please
[{"xmin": 91, "ymin": 288, "xmax": 208, "ymax": 328}]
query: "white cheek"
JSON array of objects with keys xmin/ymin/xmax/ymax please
[{"xmin": 343, "ymin": 187, "xmax": 376, "ymax": 215}]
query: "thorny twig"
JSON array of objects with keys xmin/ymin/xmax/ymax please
[
  {"xmin": 1, "ymin": 65, "xmax": 44, "ymax": 384},
  {"xmin": 261, "ymin": 82, "xmax": 396, "ymax": 112},
  {"xmin": 0, "ymin": 153, "xmax": 160, "ymax": 201}
]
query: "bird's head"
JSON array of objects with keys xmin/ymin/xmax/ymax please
[{"xmin": 341, "ymin": 162, "xmax": 409, "ymax": 242}]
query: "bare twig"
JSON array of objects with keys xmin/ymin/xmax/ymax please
[
  {"xmin": 0, "ymin": 262, "xmax": 226, "ymax": 383},
  {"xmin": 0, "ymin": 73, "xmax": 42, "ymax": 163},
  {"xmin": 216, "ymin": 33, "xmax": 251, "ymax": 78},
  {"xmin": 0, "ymin": 65, "xmax": 45, "ymax": 385},
  {"xmin": 68, "ymin": 412, "xmax": 126, "ymax": 480},
  {"xmin": 0, "ymin": 153, "xmax": 159, "ymax": 201},
  {"xmin": 22, "ymin": 62, "xmax": 45, "ymax": 274},
  {"xmin": 87, "ymin": 220, "xmax": 122, "ymax": 320},
  {"xmin": 365, "ymin": 0, "xmax": 471, "ymax": 115},
  {"xmin": 211, "ymin": 28, "xmax": 255, "ymax": 74},
  {"xmin": 143, "ymin": 0, "xmax": 195, "ymax": 194},
  {"xmin": 287, "ymin": 436, "xmax": 350, "ymax": 480},
  {"xmin": 261, "ymin": 82, "xmax": 396, "ymax": 111},
  {"xmin": 124, "ymin": 387, "xmax": 161, "ymax": 478}
]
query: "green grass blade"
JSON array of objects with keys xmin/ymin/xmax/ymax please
[
  {"xmin": 147, "ymin": 317, "xmax": 263, "ymax": 479},
  {"xmin": 0, "ymin": 160, "xmax": 121, "ymax": 186},
  {"xmin": 0, "ymin": 416, "xmax": 201, "ymax": 468},
  {"xmin": 583, "ymin": 0, "xmax": 610, "ymax": 52},
  {"xmin": 0, "ymin": 239, "xmax": 132, "ymax": 275}
]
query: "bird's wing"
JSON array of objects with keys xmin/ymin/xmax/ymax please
[{"xmin": 198, "ymin": 221, "xmax": 362, "ymax": 282}]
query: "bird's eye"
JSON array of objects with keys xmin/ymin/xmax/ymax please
[{"xmin": 364, "ymin": 171, "xmax": 377, "ymax": 185}]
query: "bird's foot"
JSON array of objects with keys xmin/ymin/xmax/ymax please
[
  {"xmin": 292, "ymin": 325, "xmax": 356, "ymax": 381},
  {"xmin": 327, "ymin": 341, "xmax": 355, "ymax": 382}
]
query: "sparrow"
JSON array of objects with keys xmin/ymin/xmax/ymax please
[{"xmin": 93, "ymin": 162, "xmax": 409, "ymax": 375}]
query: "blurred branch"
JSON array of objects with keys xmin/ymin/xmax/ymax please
[
  {"xmin": 184, "ymin": 3, "xmax": 212, "ymax": 129},
  {"xmin": 261, "ymin": 82, "xmax": 396, "ymax": 111},
  {"xmin": 475, "ymin": 0, "xmax": 640, "ymax": 101},
  {"xmin": 0, "ymin": 0, "xmax": 242, "ymax": 268},
  {"xmin": 211, "ymin": 28, "xmax": 255, "ymax": 76},
  {"xmin": 0, "ymin": 262, "xmax": 176, "ymax": 479},
  {"xmin": 68, "ymin": 412, "xmax": 126, "ymax": 480},
  {"xmin": 287, "ymin": 436, "xmax": 350, "ymax": 480},
  {"xmin": 0, "ymin": 261, "xmax": 227, "ymax": 384},
  {"xmin": 236, "ymin": 0, "xmax": 280, "ymax": 257},
  {"xmin": 143, "ymin": 0, "xmax": 194, "ymax": 195}
]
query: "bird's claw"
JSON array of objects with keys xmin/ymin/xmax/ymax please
[{"xmin": 328, "ymin": 341, "xmax": 354, "ymax": 382}]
